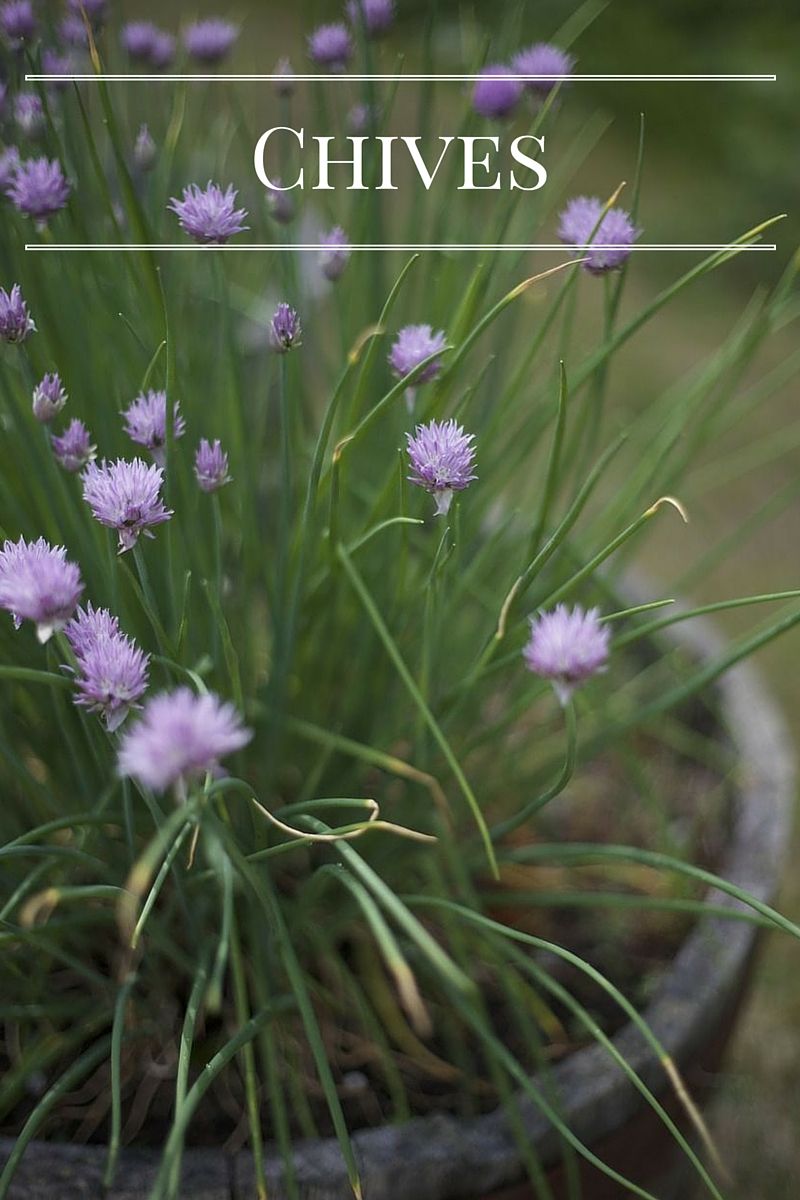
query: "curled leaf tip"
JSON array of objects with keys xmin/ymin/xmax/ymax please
[
  {"xmin": 605, "ymin": 180, "xmax": 627, "ymax": 208},
  {"xmin": 512, "ymin": 257, "xmax": 586, "ymax": 299},
  {"xmin": 645, "ymin": 495, "xmax": 689, "ymax": 523},
  {"xmin": 333, "ymin": 434, "xmax": 355, "ymax": 463},
  {"xmin": 20, "ymin": 887, "xmax": 60, "ymax": 929},
  {"xmin": 348, "ymin": 323, "xmax": 383, "ymax": 365}
]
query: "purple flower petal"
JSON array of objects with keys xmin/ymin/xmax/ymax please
[
  {"xmin": 406, "ymin": 418, "xmax": 477, "ymax": 516},
  {"xmin": 117, "ymin": 687, "xmax": 252, "ymax": 792},
  {"xmin": 168, "ymin": 181, "xmax": 249, "ymax": 245},
  {"xmin": 0, "ymin": 536, "xmax": 83, "ymax": 642},
  {"xmin": 523, "ymin": 604, "xmax": 610, "ymax": 704},
  {"xmin": 82, "ymin": 458, "xmax": 173, "ymax": 553}
]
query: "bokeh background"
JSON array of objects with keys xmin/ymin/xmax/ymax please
[{"xmin": 28, "ymin": 0, "xmax": 800, "ymax": 1190}]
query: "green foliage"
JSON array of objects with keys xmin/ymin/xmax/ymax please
[{"xmin": 0, "ymin": 7, "xmax": 798, "ymax": 1197}]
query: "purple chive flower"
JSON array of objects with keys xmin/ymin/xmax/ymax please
[
  {"xmin": 121, "ymin": 389, "xmax": 185, "ymax": 466},
  {"xmin": 269, "ymin": 303, "xmax": 302, "ymax": 353},
  {"xmin": 472, "ymin": 65, "xmax": 522, "ymax": 120},
  {"xmin": 14, "ymin": 93, "xmax": 44, "ymax": 138},
  {"xmin": 117, "ymin": 687, "xmax": 252, "ymax": 793},
  {"xmin": 0, "ymin": 145, "xmax": 20, "ymax": 191},
  {"xmin": 71, "ymin": 633, "xmax": 149, "ymax": 730},
  {"xmin": 82, "ymin": 458, "xmax": 173, "ymax": 553},
  {"xmin": 0, "ymin": 81, "xmax": 6, "ymax": 116},
  {"xmin": 319, "ymin": 226, "xmax": 351, "ymax": 282},
  {"xmin": 0, "ymin": 0, "xmax": 37, "ymax": 46},
  {"xmin": 32, "ymin": 372, "xmax": 67, "ymax": 423},
  {"xmin": 133, "ymin": 123, "xmax": 156, "ymax": 172},
  {"xmin": 274, "ymin": 57, "xmax": 294, "ymax": 97},
  {"xmin": 121, "ymin": 23, "xmax": 175, "ymax": 68},
  {"xmin": 0, "ymin": 284, "xmax": 36, "ymax": 343},
  {"xmin": 41, "ymin": 48, "xmax": 76, "ymax": 89},
  {"xmin": 389, "ymin": 324, "xmax": 447, "ymax": 385},
  {"xmin": 168, "ymin": 181, "xmax": 249, "ymax": 245},
  {"xmin": 512, "ymin": 43, "xmax": 575, "ymax": 96},
  {"xmin": 58, "ymin": 14, "xmax": 89, "ymax": 46},
  {"xmin": 120, "ymin": 20, "xmax": 158, "ymax": 58},
  {"xmin": 265, "ymin": 180, "xmax": 294, "ymax": 225},
  {"xmin": 64, "ymin": 602, "xmax": 120, "ymax": 656},
  {"xmin": 307, "ymin": 23, "xmax": 352, "ymax": 72},
  {"xmin": 52, "ymin": 418, "xmax": 95, "ymax": 472},
  {"xmin": 183, "ymin": 18, "xmax": 239, "ymax": 64},
  {"xmin": 67, "ymin": 0, "xmax": 105, "ymax": 19},
  {"xmin": 149, "ymin": 30, "xmax": 176, "ymax": 70},
  {"xmin": 194, "ymin": 438, "xmax": 231, "ymax": 493},
  {"xmin": 0, "ymin": 536, "xmax": 83, "ymax": 643},
  {"xmin": 406, "ymin": 418, "xmax": 477, "ymax": 516},
  {"xmin": 346, "ymin": 0, "xmax": 394, "ymax": 38},
  {"xmin": 558, "ymin": 195, "xmax": 640, "ymax": 274},
  {"xmin": 7, "ymin": 156, "xmax": 71, "ymax": 223},
  {"xmin": 77, "ymin": 0, "xmax": 105, "ymax": 13},
  {"xmin": 347, "ymin": 102, "xmax": 375, "ymax": 134},
  {"xmin": 523, "ymin": 603, "xmax": 610, "ymax": 705},
  {"xmin": 65, "ymin": 605, "xmax": 149, "ymax": 731}
]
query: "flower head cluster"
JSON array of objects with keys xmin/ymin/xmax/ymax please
[
  {"xmin": 66, "ymin": 0, "xmax": 105, "ymax": 23},
  {"xmin": 183, "ymin": 18, "xmax": 238, "ymax": 63},
  {"xmin": 0, "ymin": 284, "xmax": 35, "ymax": 343},
  {"xmin": 133, "ymin": 124, "xmax": 157, "ymax": 172},
  {"xmin": 168, "ymin": 181, "xmax": 248, "ymax": 245},
  {"xmin": 307, "ymin": 23, "xmax": 352, "ymax": 71},
  {"xmin": 32, "ymin": 372, "xmax": 67, "ymax": 423},
  {"xmin": 121, "ymin": 390, "xmax": 185, "ymax": 466},
  {"xmin": 512, "ymin": 43, "xmax": 575, "ymax": 96},
  {"xmin": 346, "ymin": 0, "xmax": 394, "ymax": 38},
  {"xmin": 406, "ymin": 419, "xmax": 477, "ymax": 516},
  {"xmin": 265, "ymin": 181, "xmax": 294, "ymax": 225},
  {"xmin": 523, "ymin": 604, "xmax": 610, "ymax": 704},
  {"xmin": 7, "ymin": 157, "xmax": 71, "ymax": 223},
  {"xmin": 52, "ymin": 419, "xmax": 95, "ymax": 472},
  {"xmin": 41, "ymin": 49, "xmax": 76, "ymax": 89},
  {"xmin": 272, "ymin": 57, "xmax": 293, "ymax": 97},
  {"xmin": 194, "ymin": 439, "xmax": 231, "ymax": 493},
  {"xmin": 0, "ymin": 145, "xmax": 20, "ymax": 190},
  {"xmin": 274, "ymin": 57, "xmax": 295, "ymax": 97},
  {"xmin": 0, "ymin": 536, "xmax": 83, "ymax": 643},
  {"xmin": 349, "ymin": 102, "xmax": 382, "ymax": 133},
  {"xmin": 14, "ymin": 92, "xmax": 43, "ymax": 137},
  {"xmin": 65, "ymin": 603, "xmax": 120, "ymax": 656},
  {"xmin": 147, "ymin": 29, "xmax": 175, "ymax": 69},
  {"xmin": 0, "ymin": 0, "xmax": 36, "ymax": 46},
  {"xmin": 472, "ymin": 66, "xmax": 522, "ymax": 120},
  {"xmin": 389, "ymin": 324, "xmax": 447, "ymax": 384},
  {"xmin": 117, "ymin": 687, "xmax": 252, "ymax": 793},
  {"xmin": 59, "ymin": 14, "xmax": 88, "ymax": 46},
  {"xmin": 558, "ymin": 195, "xmax": 640, "ymax": 274},
  {"xmin": 319, "ymin": 226, "xmax": 351, "ymax": 282},
  {"xmin": 270, "ymin": 303, "xmax": 302, "ymax": 353},
  {"xmin": 121, "ymin": 21, "xmax": 175, "ymax": 67},
  {"xmin": 65, "ymin": 605, "xmax": 150, "ymax": 731},
  {"xmin": 82, "ymin": 458, "xmax": 173, "ymax": 553}
]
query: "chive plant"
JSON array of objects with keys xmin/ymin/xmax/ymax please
[{"xmin": 0, "ymin": 3, "xmax": 798, "ymax": 1198}]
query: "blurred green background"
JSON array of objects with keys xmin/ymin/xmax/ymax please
[{"xmin": 64, "ymin": 0, "xmax": 800, "ymax": 1190}]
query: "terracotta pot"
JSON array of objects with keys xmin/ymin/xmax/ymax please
[{"xmin": 1, "ymin": 616, "xmax": 793, "ymax": 1199}]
